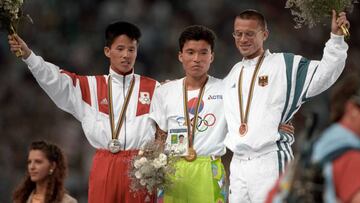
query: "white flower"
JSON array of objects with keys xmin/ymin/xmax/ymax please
[
  {"xmin": 140, "ymin": 179, "xmax": 147, "ymax": 186},
  {"xmin": 134, "ymin": 160, "xmax": 142, "ymax": 169},
  {"xmin": 160, "ymin": 160, "xmax": 167, "ymax": 166},
  {"xmin": 134, "ymin": 157, "xmax": 148, "ymax": 168},
  {"xmin": 135, "ymin": 171, "xmax": 142, "ymax": 179},
  {"xmin": 152, "ymin": 154, "xmax": 168, "ymax": 169},
  {"xmin": 153, "ymin": 158, "xmax": 163, "ymax": 169},
  {"xmin": 138, "ymin": 150, "xmax": 144, "ymax": 156},
  {"xmin": 159, "ymin": 153, "xmax": 167, "ymax": 162},
  {"xmin": 139, "ymin": 157, "xmax": 148, "ymax": 164}
]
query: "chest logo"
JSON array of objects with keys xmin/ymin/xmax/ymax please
[
  {"xmin": 100, "ymin": 98, "xmax": 108, "ymax": 105},
  {"xmin": 258, "ymin": 75, "xmax": 268, "ymax": 87},
  {"xmin": 208, "ymin": 95, "xmax": 223, "ymax": 100},
  {"xmin": 139, "ymin": 92, "xmax": 151, "ymax": 105}
]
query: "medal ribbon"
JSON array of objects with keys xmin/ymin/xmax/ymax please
[
  {"xmin": 182, "ymin": 77, "xmax": 208, "ymax": 148},
  {"xmin": 238, "ymin": 52, "xmax": 265, "ymax": 127},
  {"xmin": 108, "ymin": 75, "xmax": 135, "ymax": 140}
]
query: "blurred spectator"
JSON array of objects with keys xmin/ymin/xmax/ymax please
[
  {"xmin": 13, "ymin": 141, "xmax": 77, "ymax": 203},
  {"xmin": 266, "ymin": 73, "xmax": 360, "ymax": 203}
]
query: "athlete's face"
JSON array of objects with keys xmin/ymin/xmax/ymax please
[
  {"xmin": 233, "ymin": 18, "xmax": 268, "ymax": 59},
  {"xmin": 28, "ymin": 150, "xmax": 55, "ymax": 183},
  {"xmin": 179, "ymin": 40, "xmax": 214, "ymax": 78},
  {"xmin": 104, "ymin": 34, "xmax": 137, "ymax": 75}
]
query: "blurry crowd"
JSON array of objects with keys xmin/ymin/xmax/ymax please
[{"xmin": 0, "ymin": 0, "xmax": 359, "ymax": 202}]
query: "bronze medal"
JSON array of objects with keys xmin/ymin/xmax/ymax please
[
  {"xmin": 184, "ymin": 147, "xmax": 197, "ymax": 162},
  {"xmin": 238, "ymin": 52, "xmax": 265, "ymax": 137},
  {"xmin": 239, "ymin": 123, "xmax": 248, "ymax": 136}
]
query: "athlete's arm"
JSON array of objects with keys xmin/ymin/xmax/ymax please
[{"xmin": 155, "ymin": 124, "xmax": 167, "ymax": 145}]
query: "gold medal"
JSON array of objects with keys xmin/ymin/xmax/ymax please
[
  {"xmin": 239, "ymin": 123, "xmax": 248, "ymax": 136},
  {"xmin": 184, "ymin": 147, "xmax": 197, "ymax": 162},
  {"xmin": 182, "ymin": 77, "xmax": 208, "ymax": 162}
]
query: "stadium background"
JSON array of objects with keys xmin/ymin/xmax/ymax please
[{"xmin": 0, "ymin": 0, "xmax": 359, "ymax": 202}]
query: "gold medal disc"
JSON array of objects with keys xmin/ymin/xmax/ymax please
[{"xmin": 184, "ymin": 147, "xmax": 197, "ymax": 162}]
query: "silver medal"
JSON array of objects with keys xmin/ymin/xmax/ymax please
[{"xmin": 108, "ymin": 139, "xmax": 122, "ymax": 153}]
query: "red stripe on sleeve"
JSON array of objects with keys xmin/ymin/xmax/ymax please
[
  {"xmin": 95, "ymin": 75, "xmax": 109, "ymax": 115},
  {"xmin": 60, "ymin": 70, "xmax": 91, "ymax": 106},
  {"xmin": 136, "ymin": 76, "xmax": 157, "ymax": 116}
]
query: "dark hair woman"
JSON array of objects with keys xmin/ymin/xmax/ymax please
[{"xmin": 13, "ymin": 141, "xmax": 77, "ymax": 203}]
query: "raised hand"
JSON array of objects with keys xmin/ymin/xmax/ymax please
[
  {"xmin": 7, "ymin": 34, "xmax": 31, "ymax": 59},
  {"xmin": 331, "ymin": 10, "xmax": 350, "ymax": 36}
]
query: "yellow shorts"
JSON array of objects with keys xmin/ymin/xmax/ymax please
[{"xmin": 161, "ymin": 156, "xmax": 227, "ymax": 203}]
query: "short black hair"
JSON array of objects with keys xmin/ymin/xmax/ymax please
[
  {"xmin": 236, "ymin": 9, "xmax": 267, "ymax": 30},
  {"xmin": 105, "ymin": 21, "xmax": 141, "ymax": 47},
  {"xmin": 331, "ymin": 74, "xmax": 360, "ymax": 122},
  {"xmin": 178, "ymin": 25, "xmax": 216, "ymax": 52}
]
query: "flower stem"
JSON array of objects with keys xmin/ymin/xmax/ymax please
[
  {"xmin": 10, "ymin": 24, "xmax": 23, "ymax": 57},
  {"xmin": 340, "ymin": 25, "xmax": 350, "ymax": 39}
]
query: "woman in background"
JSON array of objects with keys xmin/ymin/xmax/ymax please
[{"xmin": 13, "ymin": 141, "xmax": 77, "ymax": 203}]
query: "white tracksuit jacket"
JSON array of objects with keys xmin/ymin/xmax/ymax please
[
  {"xmin": 24, "ymin": 52, "xmax": 158, "ymax": 150},
  {"xmin": 150, "ymin": 76, "xmax": 227, "ymax": 156},
  {"xmin": 223, "ymin": 33, "xmax": 348, "ymax": 167}
]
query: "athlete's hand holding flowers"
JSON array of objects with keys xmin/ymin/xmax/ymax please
[
  {"xmin": 331, "ymin": 10, "xmax": 350, "ymax": 36},
  {"xmin": 8, "ymin": 34, "xmax": 31, "ymax": 59}
]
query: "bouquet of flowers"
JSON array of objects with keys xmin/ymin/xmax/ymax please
[
  {"xmin": 285, "ymin": 0, "xmax": 357, "ymax": 36},
  {"xmin": 0, "ymin": 0, "xmax": 27, "ymax": 33},
  {"xmin": 0, "ymin": 0, "xmax": 30, "ymax": 56},
  {"xmin": 129, "ymin": 141, "xmax": 178, "ymax": 196}
]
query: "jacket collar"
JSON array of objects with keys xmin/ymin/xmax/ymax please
[
  {"xmin": 109, "ymin": 68, "xmax": 134, "ymax": 85},
  {"xmin": 242, "ymin": 49, "xmax": 270, "ymax": 67}
]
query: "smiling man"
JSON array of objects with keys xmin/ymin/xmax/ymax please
[
  {"xmin": 150, "ymin": 25, "xmax": 227, "ymax": 203},
  {"xmin": 223, "ymin": 9, "xmax": 350, "ymax": 203},
  {"xmin": 8, "ymin": 21, "xmax": 158, "ymax": 203}
]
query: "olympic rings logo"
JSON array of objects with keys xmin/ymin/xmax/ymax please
[{"xmin": 190, "ymin": 113, "xmax": 216, "ymax": 132}]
